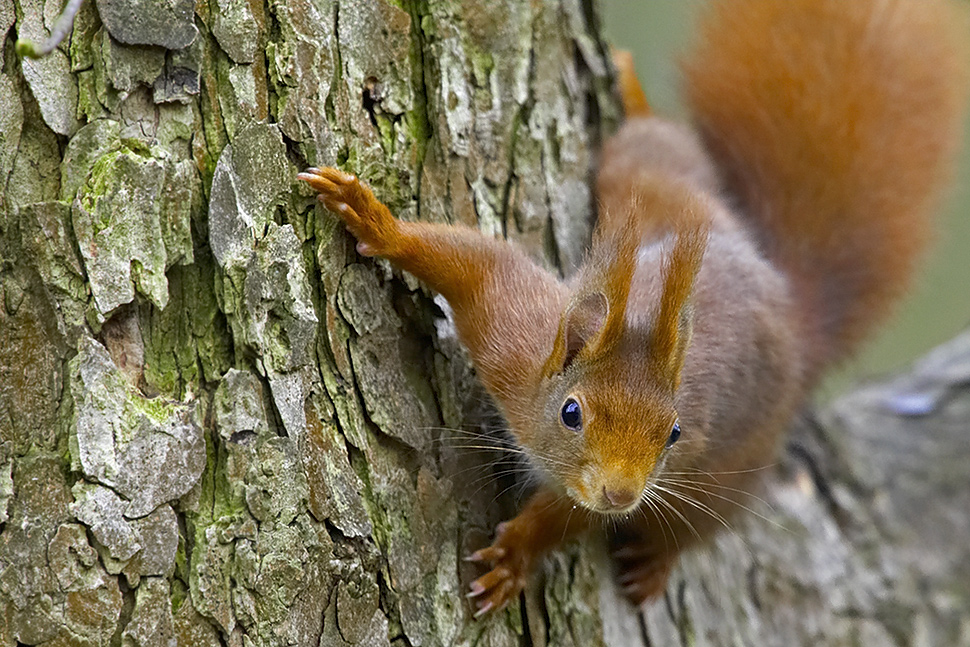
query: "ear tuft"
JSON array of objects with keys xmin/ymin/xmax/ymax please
[
  {"xmin": 543, "ymin": 217, "xmax": 641, "ymax": 378},
  {"xmin": 650, "ymin": 221, "xmax": 708, "ymax": 387}
]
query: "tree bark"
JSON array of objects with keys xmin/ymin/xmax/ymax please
[{"xmin": 1, "ymin": 1, "xmax": 968, "ymax": 647}]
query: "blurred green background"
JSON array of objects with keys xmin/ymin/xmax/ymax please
[{"xmin": 602, "ymin": 1, "xmax": 970, "ymax": 393}]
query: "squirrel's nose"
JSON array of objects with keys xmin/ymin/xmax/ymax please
[{"xmin": 603, "ymin": 486, "xmax": 638, "ymax": 509}]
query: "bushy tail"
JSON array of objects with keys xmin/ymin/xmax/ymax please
[{"xmin": 682, "ymin": 0, "xmax": 970, "ymax": 378}]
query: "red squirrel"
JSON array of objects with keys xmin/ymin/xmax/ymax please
[{"xmin": 300, "ymin": 0, "xmax": 970, "ymax": 616}]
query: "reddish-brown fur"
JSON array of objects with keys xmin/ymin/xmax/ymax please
[
  {"xmin": 613, "ymin": 49, "xmax": 651, "ymax": 118},
  {"xmin": 683, "ymin": 0, "xmax": 970, "ymax": 382},
  {"xmin": 299, "ymin": 0, "xmax": 969, "ymax": 615}
]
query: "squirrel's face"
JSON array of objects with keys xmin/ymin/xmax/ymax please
[
  {"xmin": 533, "ymin": 363, "xmax": 681, "ymax": 515},
  {"xmin": 528, "ymin": 218, "xmax": 706, "ymax": 514}
]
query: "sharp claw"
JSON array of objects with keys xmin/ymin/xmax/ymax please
[
  {"xmin": 321, "ymin": 200, "xmax": 347, "ymax": 216},
  {"xmin": 474, "ymin": 601, "xmax": 495, "ymax": 619},
  {"xmin": 466, "ymin": 581, "xmax": 486, "ymax": 598},
  {"xmin": 465, "ymin": 546, "xmax": 506, "ymax": 563}
]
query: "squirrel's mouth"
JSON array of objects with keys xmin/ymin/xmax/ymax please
[
  {"xmin": 574, "ymin": 495, "xmax": 642, "ymax": 516},
  {"xmin": 567, "ymin": 473, "xmax": 645, "ymax": 515}
]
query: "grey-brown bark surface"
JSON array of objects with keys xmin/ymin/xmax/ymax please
[{"xmin": 1, "ymin": 1, "xmax": 968, "ymax": 646}]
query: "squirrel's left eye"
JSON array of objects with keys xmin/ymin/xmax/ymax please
[
  {"xmin": 560, "ymin": 398, "xmax": 582, "ymax": 431},
  {"xmin": 666, "ymin": 420, "xmax": 681, "ymax": 449}
]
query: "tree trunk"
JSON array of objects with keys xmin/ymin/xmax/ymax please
[{"xmin": 1, "ymin": 1, "xmax": 968, "ymax": 646}]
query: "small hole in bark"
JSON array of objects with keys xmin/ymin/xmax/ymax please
[
  {"xmin": 362, "ymin": 76, "xmax": 383, "ymax": 127},
  {"xmin": 230, "ymin": 430, "xmax": 257, "ymax": 444}
]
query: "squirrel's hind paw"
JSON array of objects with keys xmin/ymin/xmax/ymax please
[{"xmin": 611, "ymin": 545, "xmax": 677, "ymax": 606}]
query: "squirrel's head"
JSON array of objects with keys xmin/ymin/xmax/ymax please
[{"xmin": 527, "ymin": 219, "xmax": 707, "ymax": 515}]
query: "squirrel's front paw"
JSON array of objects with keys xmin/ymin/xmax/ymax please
[
  {"xmin": 465, "ymin": 521, "xmax": 536, "ymax": 618},
  {"xmin": 297, "ymin": 167, "xmax": 399, "ymax": 257}
]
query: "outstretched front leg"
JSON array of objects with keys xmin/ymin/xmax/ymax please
[
  {"xmin": 299, "ymin": 167, "xmax": 565, "ymax": 407},
  {"xmin": 301, "ymin": 168, "xmax": 582, "ymax": 615}
]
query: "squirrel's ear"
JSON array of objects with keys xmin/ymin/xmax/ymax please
[
  {"xmin": 543, "ymin": 225, "xmax": 639, "ymax": 377},
  {"xmin": 543, "ymin": 292, "xmax": 608, "ymax": 376},
  {"xmin": 649, "ymin": 223, "xmax": 707, "ymax": 388}
]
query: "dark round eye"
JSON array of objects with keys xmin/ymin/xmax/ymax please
[
  {"xmin": 666, "ymin": 420, "xmax": 681, "ymax": 448},
  {"xmin": 560, "ymin": 398, "xmax": 582, "ymax": 430}
]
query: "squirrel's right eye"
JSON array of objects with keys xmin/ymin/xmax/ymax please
[
  {"xmin": 560, "ymin": 398, "xmax": 582, "ymax": 431},
  {"xmin": 666, "ymin": 420, "xmax": 682, "ymax": 449}
]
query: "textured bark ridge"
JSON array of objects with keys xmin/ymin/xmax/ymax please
[{"xmin": 1, "ymin": 1, "xmax": 968, "ymax": 646}]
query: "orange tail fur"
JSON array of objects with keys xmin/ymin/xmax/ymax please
[
  {"xmin": 613, "ymin": 49, "xmax": 651, "ymax": 117},
  {"xmin": 682, "ymin": 0, "xmax": 970, "ymax": 378}
]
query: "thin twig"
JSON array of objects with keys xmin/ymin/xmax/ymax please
[{"xmin": 16, "ymin": 0, "xmax": 85, "ymax": 59}]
